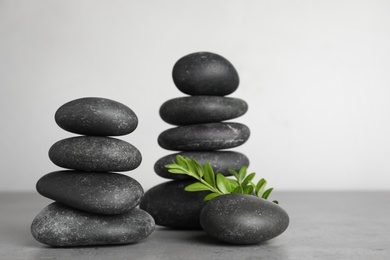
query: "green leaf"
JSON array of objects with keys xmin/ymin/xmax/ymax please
[
  {"xmin": 232, "ymin": 186, "xmax": 243, "ymax": 194},
  {"xmin": 192, "ymin": 159, "xmax": 204, "ymax": 178},
  {"xmin": 262, "ymin": 188, "xmax": 273, "ymax": 199},
  {"xmin": 243, "ymin": 185, "xmax": 254, "ymax": 195},
  {"xmin": 242, "ymin": 172, "xmax": 256, "ymax": 188},
  {"xmin": 185, "ymin": 158, "xmax": 198, "ymax": 178},
  {"xmin": 228, "ymin": 169, "xmax": 240, "ymax": 181},
  {"xmin": 185, "ymin": 182, "xmax": 211, "ymax": 192},
  {"xmin": 255, "ymin": 178, "xmax": 267, "ymax": 197},
  {"xmin": 238, "ymin": 166, "xmax": 247, "ymax": 182},
  {"xmin": 273, "ymin": 200, "xmax": 279, "ymax": 204},
  {"xmin": 176, "ymin": 155, "xmax": 188, "ymax": 169},
  {"xmin": 165, "ymin": 163, "xmax": 180, "ymax": 169},
  {"xmin": 165, "ymin": 156, "xmax": 279, "ymax": 203},
  {"xmin": 204, "ymin": 193, "xmax": 221, "ymax": 201},
  {"xmin": 167, "ymin": 168, "xmax": 188, "ymax": 174},
  {"xmin": 216, "ymin": 173, "xmax": 231, "ymax": 194},
  {"xmin": 225, "ymin": 177, "xmax": 239, "ymax": 190},
  {"xmin": 203, "ymin": 163, "xmax": 216, "ymax": 187}
]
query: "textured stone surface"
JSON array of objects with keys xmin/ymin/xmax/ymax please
[
  {"xmin": 172, "ymin": 52, "xmax": 239, "ymax": 96},
  {"xmin": 55, "ymin": 97, "xmax": 138, "ymax": 136},
  {"xmin": 200, "ymin": 194, "xmax": 289, "ymax": 244},
  {"xmin": 31, "ymin": 203, "xmax": 155, "ymax": 247},
  {"xmin": 140, "ymin": 181, "xmax": 209, "ymax": 229},
  {"xmin": 36, "ymin": 171, "xmax": 144, "ymax": 215},
  {"xmin": 159, "ymin": 96, "xmax": 248, "ymax": 125},
  {"xmin": 158, "ymin": 122, "xmax": 250, "ymax": 151},
  {"xmin": 49, "ymin": 136, "xmax": 142, "ymax": 172},
  {"xmin": 154, "ymin": 151, "xmax": 249, "ymax": 180}
]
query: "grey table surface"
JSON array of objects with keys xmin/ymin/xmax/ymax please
[{"xmin": 0, "ymin": 191, "xmax": 389, "ymax": 260}]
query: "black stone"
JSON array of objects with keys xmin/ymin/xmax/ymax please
[
  {"xmin": 31, "ymin": 203, "xmax": 155, "ymax": 247},
  {"xmin": 140, "ymin": 181, "xmax": 209, "ymax": 229},
  {"xmin": 154, "ymin": 151, "xmax": 249, "ymax": 180},
  {"xmin": 55, "ymin": 97, "xmax": 138, "ymax": 136},
  {"xmin": 49, "ymin": 136, "xmax": 142, "ymax": 172},
  {"xmin": 36, "ymin": 171, "xmax": 144, "ymax": 215},
  {"xmin": 172, "ymin": 52, "xmax": 239, "ymax": 96},
  {"xmin": 159, "ymin": 96, "xmax": 248, "ymax": 125},
  {"xmin": 158, "ymin": 122, "xmax": 250, "ymax": 151},
  {"xmin": 200, "ymin": 194, "xmax": 289, "ymax": 244}
]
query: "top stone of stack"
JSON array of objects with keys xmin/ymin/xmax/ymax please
[
  {"xmin": 172, "ymin": 52, "xmax": 239, "ymax": 96},
  {"xmin": 55, "ymin": 97, "xmax": 138, "ymax": 136}
]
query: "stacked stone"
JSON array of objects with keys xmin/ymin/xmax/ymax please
[
  {"xmin": 31, "ymin": 97, "xmax": 155, "ymax": 247},
  {"xmin": 141, "ymin": 52, "xmax": 250, "ymax": 229}
]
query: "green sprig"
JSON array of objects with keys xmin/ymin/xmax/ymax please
[{"xmin": 165, "ymin": 155, "xmax": 279, "ymax": 203}]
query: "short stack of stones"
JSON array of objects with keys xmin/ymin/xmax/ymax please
[
  {"xmin": 31, "ymin": 97, "xmax": 155, "ymax": 247},
  {"xmin": 140, "ymin": 52, "xmax": 250, "ymax": 229}
]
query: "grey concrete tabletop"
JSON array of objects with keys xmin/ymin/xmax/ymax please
[{"xmin": 0, "ymin": 191, "xmax": 389, "ymax": 259}]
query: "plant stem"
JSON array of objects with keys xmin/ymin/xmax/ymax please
[
  {"xmin": 179, "ymin": 168, "xmax": 222, "ymax": 194},
  {"xmin": 199, "ymin": 178, "xmax": 223, "ymax": 194}
]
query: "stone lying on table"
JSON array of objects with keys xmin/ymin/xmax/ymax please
[
  {"xmin": 159, "ymin": 96, "xmax": 248, "ymax": 125},
  {"xmin": 31, "ymin": 202, "xmax": 155, "ymax": 247},
  {"xmin": 55, "ymin": 97, "xmax": 138, "ymax": 136},
  {"xmin": 49, "ymin": 136, "xmax": 142, "ymax": 172},
  {"xmin": 140, "ymin": 180, "xmax": 209, "ymax": 229},
  {"xmin": 36, "ymin": 171, "xmax": 144, "ymax": 215},
  {"xmin": 154, "ymin": 151, "xmax": 249, "ymax": 180},
  {"xmin": 158, "ymin": 122, "xmax": 250, "ymax": 151},
  {"xmin": 172, "ymin": 52, "xmax": 239, "ymax": 96},
  {"xmin": 200, "ymin": 194, "xmax": 289, "ymax": 245}
]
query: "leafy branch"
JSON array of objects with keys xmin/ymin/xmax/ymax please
[{"xmin": 165, "ymin": 155, "xmax": 278, "ymax": 203}]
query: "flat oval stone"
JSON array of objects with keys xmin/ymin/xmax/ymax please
[
  {"xmin": 200, "ymin": 194, "xmax": 289, "ymax": 244},
  {"xmin": 140, "ymin": 181, "xmax": 209, "ymax": 229},
  {"xmin": 172, "ymin": 52, "xmax": 239, "ymax": 96},
  {"xmin": 159, "ymin": 96, "xmax": 248, "ymax": 125},
  {"xmin": 31, "ymin": 203, "xmax": 155, "ymax": 247},
  {"xmin": 158, "ymin": 123, "xmax": 250, "ymax": 151},
  {"xmin": 154, "ymin": 151, "xmax": 249, "ymax": 180},
  {"xmin": 55, "ymin": 97, "xmax": 138, "ymax": 136},
  {"xmin": 36, "ymin": 171, "xmax": 144, "ymax": 215},
  {"xmin": 49, "ymin": 136, "xmax": 142, "ymax": 172}
]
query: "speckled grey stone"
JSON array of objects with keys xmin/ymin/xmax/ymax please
[
  {"xmin": 31, "ymin": 203, "xmax": 155, "ymax": 247},
  {"xmin": 55, "ymin": 97, "xmax": 138, "ymax": 136},
  {"xmin": 158, "ymin": 122, "xmax": 250, "ymax": 151},
  {"xmin": 172, "ymin": 52, "xmax": 239, "ymax": 96},
  {"xmin": 159, "ymin": 96, "xmax": 248, "ymax": 125},
  {"xmin": 36, "ymin": 171, "xmax": 143, "ymax": 215},
  {"xmin": 200, "ymin": 194, "xmax": 289, "ymax": 244},
  {"xmin": 49, "ymin": 136, "xmax": 142, "ymax": 172},
  {"xmin": 154, "ymin": 151, "xmax": 249, "ymax": 180},
  {"xmin": 140, "ymin": 181, "xmax": 209, "ymax": 229}
]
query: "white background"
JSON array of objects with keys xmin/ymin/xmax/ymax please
[{"xmin": 1, "ymin": 0, "xmax": 389, "ymax": 192}]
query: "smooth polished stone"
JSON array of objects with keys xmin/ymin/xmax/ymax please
[
  {"xmin": 172, "ymin": 52, "xmax": 239, "ymax": 96},
  {"xmin": 140, "ymin": 180, "xmax": 209, "ymax": 229},
  {"xmin": 55, "ymin": 97, "xmax": 138, "ymax": 136},
  {"xmin": 154, "ymin": 151, "xmax": 249, "ymax": 180},
  {"xmin": 200, "ymin": 194, "xmax": 289, "ymax": 244},
  {"xmin": 159, "ymin": 96, "xmax": 248, "ymax": 125},
  {"xmin": 36, "ymin": 171, "xmax": 144, "ymax": 215},
  {"xmin": 158, "ymin": 122, "xmax": 250, "ymax": 151},
  {"xmin": 31, "ymin": 203, "xmax": 155, "ymax": 247},
  {"xmin": 49, "ymin": 136, "xmax": 142, "ymax": 172}
]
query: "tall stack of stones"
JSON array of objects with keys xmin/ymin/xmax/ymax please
[
  {"xmin": 31, "ymin": 97, "xmax": 155, "ymax": 247},
  {"xmin": 140, "ymin": 52, "xmax": 250, "ymax": 229}
]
